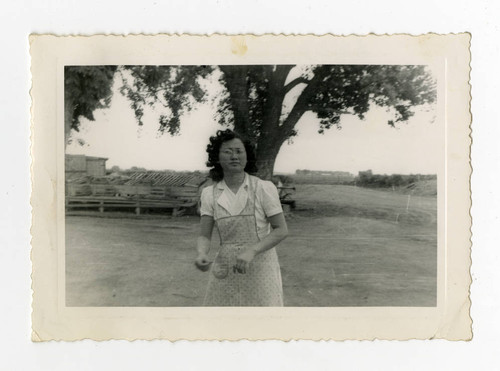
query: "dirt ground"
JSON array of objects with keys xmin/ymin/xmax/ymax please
[{"xmin": 65, "ymin": 184, "xmax": 437, "ymax": 307}]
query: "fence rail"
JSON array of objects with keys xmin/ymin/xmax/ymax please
[{"xmin": 66, "ymin": 195, "xmax": 197, "ymax": 216}]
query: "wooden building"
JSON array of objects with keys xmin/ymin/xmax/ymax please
[
  {"xmin": 65, "ymin": 154, "xmax": 108, "ymax": 179},
  {"xmin": 65, "ymin": 170, "xmax": 210, "ymax": 216}
]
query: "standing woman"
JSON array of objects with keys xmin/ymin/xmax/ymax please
[{"xmin": 195, "ymin": 129, "xmax": 288, "ymax": 306}]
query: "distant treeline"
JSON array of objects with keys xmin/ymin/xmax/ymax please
[
  {"xmin": 355, "ymin": 170, "xmax": 437, "ymax": 188},
  {"xmin": 281, "ymin": 169, "xmax": 437, "ymax": 188},
  {"xmin": 290, "ymin": 169, "xmax": 355, "ymax": 185}
]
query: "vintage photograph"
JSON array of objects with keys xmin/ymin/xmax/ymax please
[
  {"xmin": 64, "ymin": 64, "xmax": 438, "ymax": 307},
  {"xmin": 31, "ymin": 34, "xmax": 471, "ymax": 340}
]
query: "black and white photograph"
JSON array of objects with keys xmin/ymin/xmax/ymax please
[
  {"xmin": 64, "ymin": 64, "xmax": 439, "ymax": 308},
  {"xmin": 4, "ymin": 0, "xmax": 500, "ymax": 368},
  {"xmin": 30, "ymin": 34, "xmax": 471, "ymax": 341}
]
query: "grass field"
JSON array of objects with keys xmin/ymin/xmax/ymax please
[{"xmin": 66, "ymin": 183, "xmax": 437, "ymax": 307}]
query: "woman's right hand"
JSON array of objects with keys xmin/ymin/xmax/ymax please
[{"xmin": 195, "ymin": 253, "xmax": 211, "ymax": 272}]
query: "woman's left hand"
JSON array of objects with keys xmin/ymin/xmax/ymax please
[{"xmin": 234, "ymin": 248, "xmax": 257, "ymax": 274}]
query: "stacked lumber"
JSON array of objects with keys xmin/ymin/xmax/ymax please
[{"xmin": 65, "ymin": 171, "xmax": 208, "ymax": 216}]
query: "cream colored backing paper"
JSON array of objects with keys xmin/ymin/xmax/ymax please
[{"xmin": 30, "ymin": 34, "xmax": 471, "ymax": 341}]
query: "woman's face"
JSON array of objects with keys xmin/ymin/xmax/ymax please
[{"xmin": 218, "ymin": 138, "xmax": 247, "ymax": 175}]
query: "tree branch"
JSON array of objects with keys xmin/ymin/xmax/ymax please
[
  {"xmin": 274, "ymin": 65, "xmax": 295, "ymax": 87},
  {"xmin": 306, "ymin": 105, "xmax": 352, "ymax": 116},
  {"xmin": 284, "ymin": 77, "xmax": 310, "ymax": 95},
  {"xmin": 280, "ymin": 74, "xmax": 320, "ymax": 136},
  {"xmin": 259, "ymin": 66, "xmax": 293, "ymax": 136}
]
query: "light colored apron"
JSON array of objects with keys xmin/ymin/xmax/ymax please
[{"xmin": 203, "ymin": 176, "xmax": 284, "ymax": 306}]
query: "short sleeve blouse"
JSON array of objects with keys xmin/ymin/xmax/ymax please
[{"xmin": 200, "ymin": 174, "xmax": 283, "ymax": 239}]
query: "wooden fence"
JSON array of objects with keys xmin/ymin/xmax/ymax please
[{"xmin": 65, "ymin": 183, "xmax": 200, "ymax": 216}]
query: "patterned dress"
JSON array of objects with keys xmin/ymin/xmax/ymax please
[{"xmin": 203, "ymin": 175, "xmax": 284, "ymax": 306}]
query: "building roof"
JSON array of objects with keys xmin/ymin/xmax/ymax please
[
  {"xmin": 125, "ymin": 171, "xmax": 208, "ymax": 187},
  {"xmin": 66, "ymin": 154, "xmax": 108, "ymax": 161},
  {"xmin": 65, "ymin": 154, "xmax": 109, "ymax": 162},
  {"xmin": 66, "ymin": 169, "xmax": 209, "ymax": 187},
  {"xmin": 85, "ymin": 156, "xmax": 109, "ymax": 161}
]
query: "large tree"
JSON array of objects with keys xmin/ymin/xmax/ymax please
[{"xmin": 66, "ymin": 64, "xmax": 436, "ymax": 179}]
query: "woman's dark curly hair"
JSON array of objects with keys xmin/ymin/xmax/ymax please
[{"xmin": 206, "ymin": 129, "xmax": 258, "ymax": 181}]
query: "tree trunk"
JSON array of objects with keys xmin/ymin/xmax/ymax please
[
  {"xmin": 256, "ymin": 156, "xmax": 277, "ymax": 181},
  {"xmin": 255, "ymin": 136, "xmax": 283, "ymax": 180},
  {"xmin": 220, "ymin": 65, "xmax": 307, "ymax": 181},
  {"xmin": 219, "ymin": 66, "xmax": 252, "ymax": 138},
  {"xmin": 64, "ymin": 96, "xmax": 74, "ymax": 148}
]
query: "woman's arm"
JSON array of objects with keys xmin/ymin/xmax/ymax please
[
  {"xmin": 234, "ymin": 212, "xmax": 288, "ymax": 274},
  {"xmin": 195, "ymin": 215, "xmax": 214, "ymax": 272},
  {"xmin": 252, "ymin": 212, "xmax": 288, "ymax": 254}
]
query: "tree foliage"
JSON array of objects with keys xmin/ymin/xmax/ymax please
[
  {"xmin": 65, "ymin": 64, "xmax": 436, "ymax": 179},
  {"xmin": 118, "ymin": 65, "xmax": 214, "ymax": 135},
  {"xmin": 64, "ymin": 66, "xmax": 117, "ymax": 139},
  {"xmin": 356, "ymin": 170, "xmax": 437, "ymax": 189}
]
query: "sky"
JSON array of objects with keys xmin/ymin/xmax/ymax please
[{"xmin": 66, "ymin": 68, "xmax": 441, "ymax": 176}]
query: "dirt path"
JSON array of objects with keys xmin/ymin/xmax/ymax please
[{"xmin": 66, "ymin": 185, "xmax": 437, "ymax": 307}]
